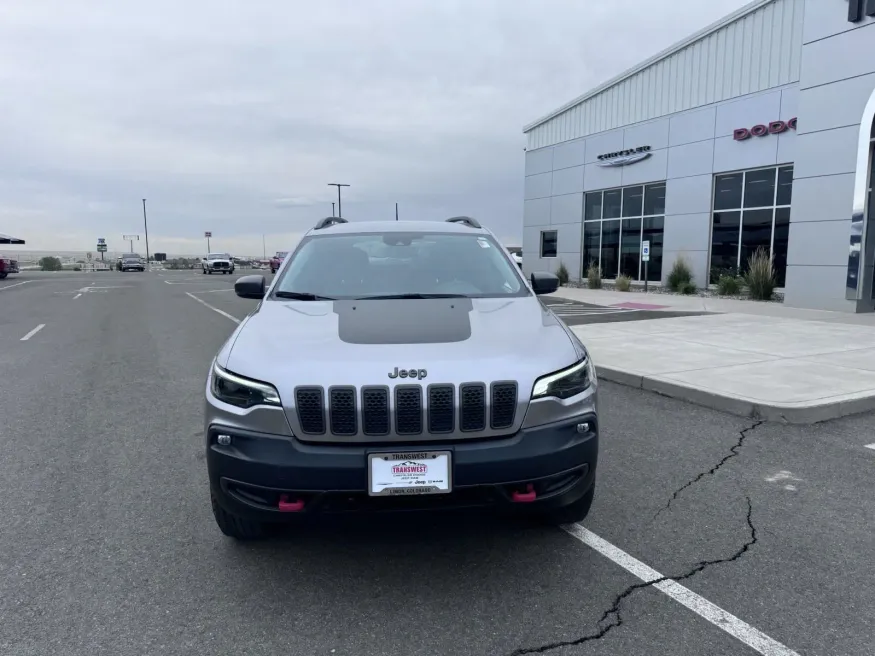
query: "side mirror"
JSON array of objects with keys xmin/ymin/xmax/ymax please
[
  {"xmin": 530, "ymin": 271, "xmax": 560, "ymax": 295},
  {"xmin": 235, "ymin": 275, "xmax": 266, "ymax": 299}
]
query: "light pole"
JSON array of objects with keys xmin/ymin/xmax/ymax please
[
  {"xmin": 142, "ymin": 199, "xmax": 150, "ymax": 268},
  {"xmin": 328, "ymin": 183, "xmax": 350, "ymax": 218},
  {"xmin": 262, "ymin": 234, "xmax": 266, "ymax": 259},
  {"xmin": 331, "ymin": 202, "xmax": 335, "ymax": 217},
  {"xmin": 395, "ymin": 203, "xmax": 399, "ymax": 221}
]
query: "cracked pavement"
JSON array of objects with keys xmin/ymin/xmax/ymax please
[{"xmin": 2, "ymin": 271, "xmax": 874, "ymax": 656}]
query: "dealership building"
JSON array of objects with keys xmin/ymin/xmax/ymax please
[{"xmin": 521, "ymin": 0, "xmax": 875, "ymax": 312}]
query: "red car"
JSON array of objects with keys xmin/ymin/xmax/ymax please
[
  {"xmin": 0, "ymin": 256, "xmax": 19, "ymax": 279},
  {"xmin": 269, "ymin": 251, "xmax": 288, "ymax": 274}
]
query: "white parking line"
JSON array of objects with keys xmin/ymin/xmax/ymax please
[
  {"xmin": 865, "ymin": 443, "xmax": 875, "ymax": 451},
  {"xmin": 73, "ymin": 293, "xmax": 82, "ymax": 299},
  {"xmin": 20, "ymin": 324, "xmax": 46, "ymax": 341},
  {"xmin": 185, "ymin": 292, "xmax": 240, "ymax": 324},
  {"xmin": 562, "ymin": 525, "xmax": 799, "ymax": 656},
  {"xmin": 0, "ymin": 280, "xmax": 33, "ymax": 292}
]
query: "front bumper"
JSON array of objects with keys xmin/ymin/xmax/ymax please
[{"xmin": 207, "ymin": 415, "xmax": 598, "ymax": 520}]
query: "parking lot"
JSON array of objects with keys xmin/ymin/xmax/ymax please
[{"xmin": 1, "ymin": 269, "xmax": 873, "ymax": 656}]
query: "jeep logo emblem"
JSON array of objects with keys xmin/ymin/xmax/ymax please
[{"xmin": 388, "ymin": 367, "xmax": 427, "ymax": 380}]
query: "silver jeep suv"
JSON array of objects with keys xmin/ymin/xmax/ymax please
[{"xmin": 205, "ymin": 216, "xmax": 599, "ymax": 539}]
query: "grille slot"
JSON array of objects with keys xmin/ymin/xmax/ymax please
[
  {"xmin": 395, "ymin": 386, "xmax": 423, "ymax": 435},
  {"xmin": 295, "ymin": 387, "xmax": 325, "ymax": 434},
  {"xmin": 329, "ymin": 387, "xmax": 357, "ymax": 435},
  {"xmin": 428, "ymin": 384, "xmax": 455, "ymax": 433},
  {"xmin": 490, "ymin": 382, "xmax": 517, "ymax": 429},
  {"xmin": 362, "ymin": 387, "xmax": 390, "ymax": 436},
  {"xmin": 459, "ymin": 383, "xmax": 486, "ymax": 431}
]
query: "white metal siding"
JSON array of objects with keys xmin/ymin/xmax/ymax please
[{"xmin": 525, "ymin": 0, "xmax": 803, "ymax": 150}]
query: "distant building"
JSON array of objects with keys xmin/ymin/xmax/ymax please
[{"xmin": 522, "ymin": 0, "xmax": 875, "ymax": 313}]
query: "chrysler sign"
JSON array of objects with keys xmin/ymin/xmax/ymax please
[
  {"xmin": 734, "ymin": 117, "xmax": 797, "ymax": 141},
  {"xmin": 597, "ymin": 145, "xmax": 652, "ymax": 167}
]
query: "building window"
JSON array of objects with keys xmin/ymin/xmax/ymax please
[
  {"xmin": 540, "ymin": 230, "xmax": 558, "ymax": 258},
  {"xmin": 582, "ymin": 182, "xmax": 665, "ymax": 280},
  {"xmin": 709, "ymin": 166, "xmax": 792, "ymax": 286}
]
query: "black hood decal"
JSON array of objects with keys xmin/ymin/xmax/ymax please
[{"xmin": 334, "ymin": 299, "xmax": 473, "ymax": 344}]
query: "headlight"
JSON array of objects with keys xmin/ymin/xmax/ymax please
[
  {"xmin": 210, "ymin": 362, "xmax": 281, "ymax": 408},
  {"xmin": 532, "ymin": 358, "xmax": 593, "ymax": 400}
]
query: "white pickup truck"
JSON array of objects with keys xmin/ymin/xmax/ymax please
[{"xmin": 202, "ymin": 252, "xmax": 235, "ymax": 275}]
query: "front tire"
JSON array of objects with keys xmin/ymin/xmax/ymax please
[
  {"xmin": 541, "ymin": 483, "xmax": 595, "ymax": 526},
  {"xmin": 210, "ymin": 491, "xmax": 269, "ymax": 540}
]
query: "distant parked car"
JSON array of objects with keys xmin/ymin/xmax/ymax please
[
  {"xmin": 0, "ymin": 255, "xmax": 19, "ymax": 279},
  {"xmin": 202, "ymin": 252, "xmax": 235, "ymax": 275},
  {"xmin": 120, "ymin": 253, "xmax": 145, "ymax": 272},
  {"xmin": 269, "ymin": 251, "xmax": 288, "ymax": 274}
]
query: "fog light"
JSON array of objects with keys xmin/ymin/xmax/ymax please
[
  {"xmin": 576, "ymin": 422, "xmax": 590, "ymax": 434},
  {"xmin": 217, "ymin": 434, "xmax": 232, "ymax": 446}
]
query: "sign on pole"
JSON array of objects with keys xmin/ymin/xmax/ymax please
[
  {"xmin": 205, "ymin": 231, "xmax": 212, "ymax": 238},
  {"xmin": 642, "ymin": 240, "xmax": 651, "ymax": 262},
  {"xmin": 97, "ymin": 237, "xmax": 106, "ymax": 245}
]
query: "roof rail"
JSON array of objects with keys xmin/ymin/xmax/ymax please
[
  {"xmin": 445, "ymin": 216, "xmax": 482, "ymax": 229},
  {"xmin": 313, "ymin": 216, "xmax": 349, "ymax": 230}
]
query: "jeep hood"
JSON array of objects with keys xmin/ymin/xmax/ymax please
[{"xmin": 220, "ymin": 296, "xmax": 579, "ymax": 391}]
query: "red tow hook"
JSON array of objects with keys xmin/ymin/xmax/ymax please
[
  {"xmin": 278, "ymin": 495, "xmax": 305, "ymax": 512},
  {"xmin": 511, "ymin": 484, "xmax": 537, "ymax": 503}
]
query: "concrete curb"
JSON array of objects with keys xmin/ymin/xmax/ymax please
[{"xmin": 595, "ymin": 364, "xmax": 875, "ymax": 424}]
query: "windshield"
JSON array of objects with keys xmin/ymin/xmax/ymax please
[
  {"xmin": 208, "ymin": 253, "xmax": 230, "ymax": 259},
  {"xmin": 272, "ymin": 232, "xmax": 528, "ymax": 300},
  {"xmin": 123, "ymin": 253, "xmax": 141, "ymax": 259}
]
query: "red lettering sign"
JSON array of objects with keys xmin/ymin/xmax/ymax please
[{"xmin": 734, "ymin": 118, "xmax": 797, "ymax": 141}]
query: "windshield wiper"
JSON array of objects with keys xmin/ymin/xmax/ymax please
[
  {"xmin": 274, "ymin": 291, "xmax": 336, "ymax": 301},
  {"xmin": 355, "ymin": 293, "xmax": 468, "ymax": 300}
]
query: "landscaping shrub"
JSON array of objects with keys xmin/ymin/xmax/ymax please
[
  {"xmin": 667, "ymin": 255, "xmax": 693, "ymax": 292},
  {"xmin": 586, "ymin": 262, "xmax": 602, "ymax": 289},
  {"xmin": 745, "ymin": 247, "xmax": 776, "ymax": 300},
  {"xmin": 710, "ymin": 264, "xmax": 739, "ymax": 285},
  {"xmin": 615, "ymin": 275, "xmax": 632, "ymax": 292},
  {"xmin": 39, "ymin": 256, "xmax": 63, "ymax": 271},
  {"xmin": 678, "ymin": 281, "xmax": 697, "ymax": 295},
  {"xmin": 556, "ymin": 261, "xmax": 570, "ymax": 286},
  {"xmin": 717, "ymin": 274, "xmax": 742, "ymax": 296}
]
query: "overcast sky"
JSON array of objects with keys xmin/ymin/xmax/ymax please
[{"xmin": 0, "ymin": 0, "xmax": 750, "ymax": 256}]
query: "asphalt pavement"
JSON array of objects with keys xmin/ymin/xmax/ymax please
[{"xmin": 1, "ymin": 269, "xmax": 873, "ymax": 656}]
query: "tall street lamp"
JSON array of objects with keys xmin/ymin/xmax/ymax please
[
  {"xmin": 327, "ymin": 183, "xmax": 350, "ymax": 218},
  {"xmin": 142, "ymin": 199, "xmax": 150, "ymax": 268}
]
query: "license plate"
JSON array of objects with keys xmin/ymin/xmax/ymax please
[{"xmin": 367, "ymin": 451, "xmax": 452, "ymax": 497}]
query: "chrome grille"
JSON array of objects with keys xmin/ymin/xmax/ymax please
[{"xmin": 292, "ymin": 382, "xmax": 519, "ymax": 440}]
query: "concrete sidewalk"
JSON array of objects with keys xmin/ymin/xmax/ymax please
[
  {"xmin": 547, "ymin": 286, "xmax": 875, "ymax": 326},
  {"xmin": 566, "ymin": 309, "xmax": 875, "ymax": 424}
]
